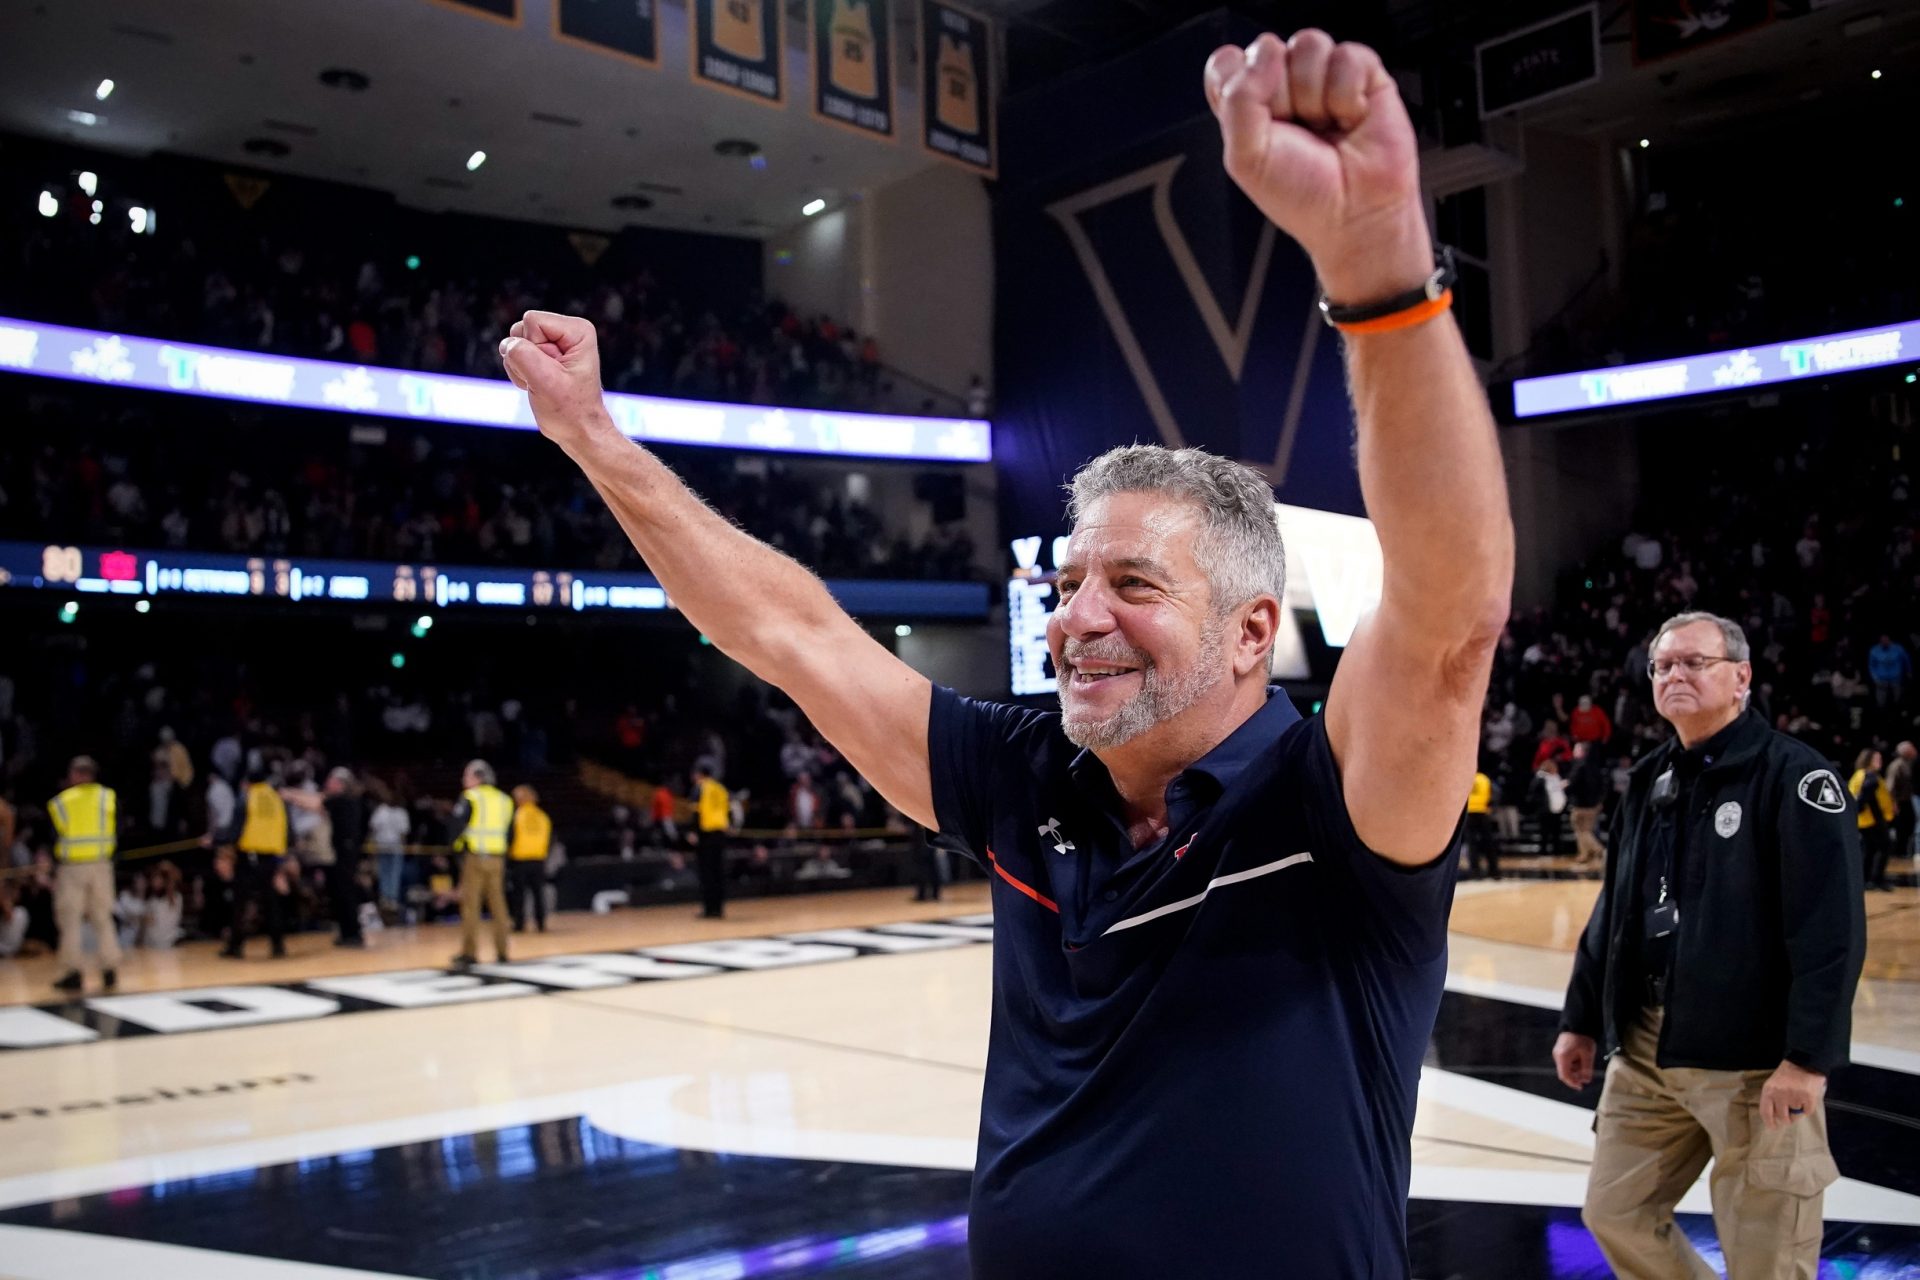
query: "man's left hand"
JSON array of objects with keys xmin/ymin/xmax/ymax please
[
  {"xmin": 1201, "ymin": 30, "xmax": 1429, "ymax": 303},
  {"xmin": 1759, "ymin": 1059, "xmax": 1827, "ymax": 1129}
]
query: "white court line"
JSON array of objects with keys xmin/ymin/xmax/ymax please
[
  {"xmin": 1418, "ymin": 1066, "xmax": 1920, "ymax": 1225},
  {"xmin": 6, "ymin": 1062, "xmax": 1917, "ymax": 1227},
  {"xmin": 0, "ymin": 1225, "xmax": 427, "ymax": 1279},
  {"xmin": 1440, "ymin": 971, "xmax": 1920, "ymax": 1078}
]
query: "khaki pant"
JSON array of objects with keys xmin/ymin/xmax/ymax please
[
  {"xmin": 56, "ymin": 861, "xmax": 121, "ymax": 974},
  {"xmin": 1571, "ymin": 806, "xmax": 1605, "ymax": 865},
  {"xmin": 458, "ymin": 854, "xmax": 509, "ymax": 960},
  {"xmin": 1584, "ymin": 1007, "xmax": 1838, "ymax": 1280}
]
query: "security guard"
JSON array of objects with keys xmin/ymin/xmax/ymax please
[
  {"xmin": 47, "ymin": 755, "xmax": 120, "ymax": 992},
  {"xmin": 449, "ymin": 759, "xmax": 513, "ymax": 967},
  {"xmin": 507, "ymin": 784, "xmax": 552, "ymax": 934},
  {"xmin": 692, "ymin": 763, "xmax": 730, "ymax": 919},
  {"xmin": 223, "ymin": 763, "xmax": 290, "ymax": 959},
  {"xmin": 1554, "ymin": 611, "xmax": 1866, "ymax": 1280},
  {"xmin": 1464, "ymin": 764, "xmax": 1496, "ymax": 880}
]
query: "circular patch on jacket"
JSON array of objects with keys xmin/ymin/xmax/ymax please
[
  {"xmin": 1714, "ymin": 801, "xmax": 1742, "ymax": 838},
  {"xmin": 1797, "ymin": 769, "xmax": 1848, "ymax": 814}
]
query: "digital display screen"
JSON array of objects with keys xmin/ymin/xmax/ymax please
[
  {"xmin": 0, "ymin": 315, "xmax": 992, "ymax": 463},
  {"xmin": 1007, "ymin": 504, "xmax": 1384, "ymax": 694},
  {"xmin": 1, "ymin": 542, "xmax": 989, "ymax": 619},
  {"xmin": 1510, "ymin": 316, "xmax": 1915, "ymax": 418}
]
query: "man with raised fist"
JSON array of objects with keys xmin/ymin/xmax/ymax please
[{"xmin": 503, "ymin": 28, "xmax": 1512, "ymax": 1278}]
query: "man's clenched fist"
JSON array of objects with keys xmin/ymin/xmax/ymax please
[
  {"xmin": 499, "ymin": 311, "xmax": 610, "ymax": 452},
  {"xmin": 1203, "ymin": 30, "xmax": 1429, "ymax": 305}
]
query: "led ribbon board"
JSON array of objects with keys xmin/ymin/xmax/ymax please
[
  {"xmin": 0, "ymin": 316, "xmax": 992, "ymax": 463},
  {"xmin": 1511, "ymin": 317, "xmax": 1915, "ymax": 418},
  {"xmin": 4, "ymin": 542, "xmax": 989, "ymax": 619}
]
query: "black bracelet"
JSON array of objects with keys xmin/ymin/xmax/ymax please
[{"xmin": 1318, "ymin": 246, "xmax": 1457, "ymax": 328}]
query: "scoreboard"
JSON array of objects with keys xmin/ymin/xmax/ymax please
[{"xmin": 1006, "ymin": 503, "xmax": 1384, "ymax": 695}]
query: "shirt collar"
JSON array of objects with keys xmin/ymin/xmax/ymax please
[{"xmin": 1067, "ymin": 684, "xmax": 1303, "ymax": 800}]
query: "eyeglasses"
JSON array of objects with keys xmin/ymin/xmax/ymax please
[{"xmin": 1648, "ymin": 655, "xmax": 1739, "ymax": 680}]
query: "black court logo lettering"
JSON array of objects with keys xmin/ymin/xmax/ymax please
[
  {"xmin": 1797, "ymin": 769, "xmax": 1848, "ymax": 814},
  {"xmin": 0, "ymin": 915, "xmax": 995, "ymax": 1052}
]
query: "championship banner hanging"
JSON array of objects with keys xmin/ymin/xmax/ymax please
[
  {"xmin": 1632, "ymin": 0, "xmax": 1770, "ymax": 64},
  {"xmin": 554, "ymin": 0, "xmax": 658, "ymax": 68},
  {"xmin": 813, "ymin": 0, "xmax": 895, "ymax": 140},
  {"xmin": 918, "ymin": 0, "xmax": 995, "ymax": 177},
  {"xmin": 691, "ymin": 0, "xmax": 785, "ymax": 106},
  {"xmin": 427, "ymin": 0, "xmax": 520, "ymax": 25}
]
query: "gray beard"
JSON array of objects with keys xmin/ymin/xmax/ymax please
[{"xmin": 1060, "ymin": 624, "xmax": 1227, "ymax": 751}]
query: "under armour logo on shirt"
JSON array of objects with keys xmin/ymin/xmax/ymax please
[{"xmin": 1038, "ymin": 818, "xmax": 1075, "ymax": 855}]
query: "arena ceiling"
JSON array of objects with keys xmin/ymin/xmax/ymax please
[{"xmin": 2, "ymin": 0, "xmax": 1914, "ymax": 240}]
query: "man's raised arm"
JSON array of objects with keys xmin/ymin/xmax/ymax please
[
  {"xmin": 500, "ymin": 314, "xmax": 935, "ymax": 828},
  {"xmin": 1206, "ymin": 31, "xmax": 1514, "ymax": 863}
]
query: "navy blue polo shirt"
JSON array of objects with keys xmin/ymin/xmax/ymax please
[{"xmin": 930, "ymin": 684, "xmax": 1459, "ymax": 1279}]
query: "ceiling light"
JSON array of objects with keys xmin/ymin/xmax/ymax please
[
  {"xmin": 37, "ymin": 190, "xmax": 57, "ymax": 218},
  {"xmin": 78, "ymin": 171, "xmax": 97, "ymax": 196},
  {"xmin": 466, "ymin": 150, "xmax": 487, "ymax": 171},
  {"xmin": 1637, "ymin": 137, "xmax": 1650, "ymax": 148},
  {"xmin": 894, "ymin": 624, "xmax": 912, "ymax": 637},
  {"xmin": 95, "ymin": 79, "xmax": 115, "ymax": 101},
  {"xmin": 135, "ymin": 599, "xmax": 150, "ymax": 614},
  {"xmin": 802, "ymin": 198, "xmax": 826, "ymax": 217},
  {"xmin": 1870, "ymin": 69, "xmax": 1883, "ymax": 80},
  {"xmin": 66, "ymin": 109, "xmax": 100, "ymax": 126},
  {"xmin": 128, "ymin": 206, "xmax": 148, "ymax": 234}
]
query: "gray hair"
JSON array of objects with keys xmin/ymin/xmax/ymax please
[
  {"xmin": 1065, "ymin": 445, "xmax": 1284, "ymax": 612},
  {"xmin": 463, "ymin": 759, "xmax": 496, "ymax": 786},
  {"xmin": 1650, "ymin": 611, "xmax": 1750, "ymax": 662}
]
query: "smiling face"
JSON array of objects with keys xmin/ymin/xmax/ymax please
[{"xmin": 1048, "ymin": 492, "xmax": 1247, "ymax": 753}]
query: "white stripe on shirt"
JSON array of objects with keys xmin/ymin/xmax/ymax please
[{"xmin": 1101, "ymin": 851, "xmax": 1314, "ymax": 936}]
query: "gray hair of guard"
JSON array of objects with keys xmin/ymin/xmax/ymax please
[
  {"xmin": 1650, "ymin": 611, "xmax": 1751, "ymax": 662},
  {"xmin": 463, "ymin": 759, "xmax": 496, "ymax": 786},
  {"xmin": 1065, "ymin": 445, "xmax": 1284, "ymax": 612}
]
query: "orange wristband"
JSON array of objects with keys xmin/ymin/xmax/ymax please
[{"xmin": 1330, "ymin": 288, "xmax": 1454, "ymax": 336}]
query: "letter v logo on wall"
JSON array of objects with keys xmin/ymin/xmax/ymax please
[{"xmin": 1044, "ymin": 156, "xmax": 1323, "ymax": 483}]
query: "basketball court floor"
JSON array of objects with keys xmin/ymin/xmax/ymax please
[{"xmin": 2, "ymin": 873, "xmax": 1917, "ymax": 1279}]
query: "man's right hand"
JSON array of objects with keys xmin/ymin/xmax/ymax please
[
  {"xmin": 1552, "ymin": 1031, "xmax": 1598, "ymax": 1090},
  {"xmin": 499, "ymin": 311, "xmax": 612, "ymax": 452}
]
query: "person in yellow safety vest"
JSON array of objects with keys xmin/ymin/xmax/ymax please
[
  {"xmin": 47, "ymin": 755, "xmax": 120, "ymax": 993},
  {"xmin": 507, "ymin": 784, "xmax": 553, "ymax": 935},
  {"xmin": 1464, "ymin": 767, "xmax": 1499, "ymax": 881},
  {"xmin": 450, "ymin": 759, "xmax": 513, "ymax": 968},
  {"xmin": 693, "ymin": 763, "xmax": 731, "ymax": 920},
  {"xmin": 217, "ymin": 763, "xmax": 291, "ymax": 959}
]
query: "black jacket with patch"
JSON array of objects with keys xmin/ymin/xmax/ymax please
[{"xmin": 1560, "ymin": 709, "xmax": 1866, "ymax": 1074}]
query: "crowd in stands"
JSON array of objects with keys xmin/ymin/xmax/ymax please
[
  {"xmin": 2, "ymin": 169, "xmax": 925, "ymax": 416},
  {"xmin": 1515, "ymin": 128, "xmax": 1916, "ymax": 379},
  {"xmin": 0, "ymin": 391, "xmax": 984, "ymax": 581},
  {"xmin": 0, "ymin": 604, "xmax": 926, "ymax": 960},
  {"xmin": 1474, "ymin": 390, "xmax": 1920, "ymax": 880}
]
